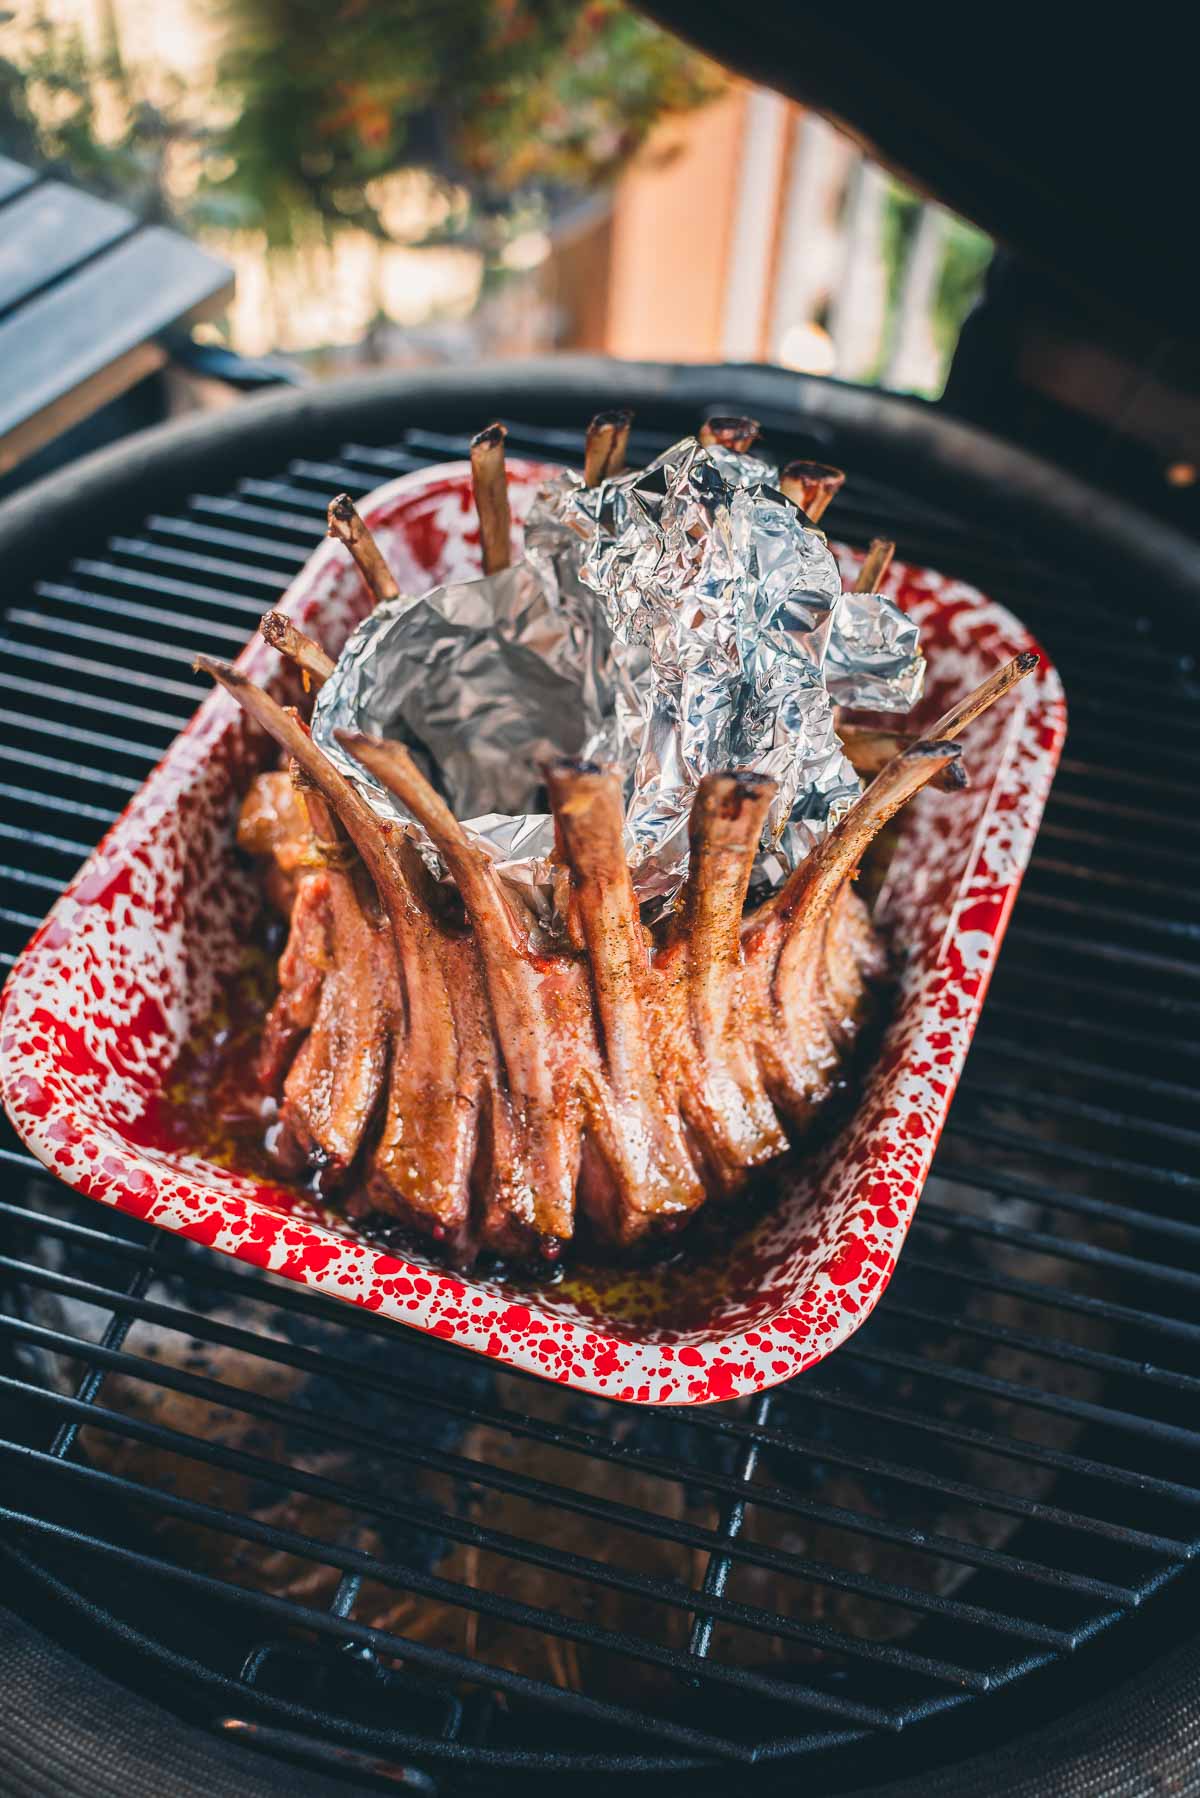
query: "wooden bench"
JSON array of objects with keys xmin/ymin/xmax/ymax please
[{"xmin": 0, "ymin": 156, "xmax": 234, "ymax": 477}]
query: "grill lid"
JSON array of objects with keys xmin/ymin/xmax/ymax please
[{"xmin": 636, "ymin": 6, "xmax": 1197, "ymax": 351}]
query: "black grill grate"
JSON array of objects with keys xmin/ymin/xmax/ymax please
[{"xmin": 1, "ymin": 411, "xmax": 1198, "ymax": 1793}]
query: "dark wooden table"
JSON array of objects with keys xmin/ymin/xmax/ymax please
[{"xmin": 0, "ymin": 156, "xmax": 234, "ymax": 477}]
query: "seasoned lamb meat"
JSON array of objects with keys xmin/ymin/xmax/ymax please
[{"xmin": 237, "ymin": 768, "xmax": 310, "ymax": 914}]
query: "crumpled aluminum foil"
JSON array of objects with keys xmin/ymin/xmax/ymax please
[
  {"xmin": 312, "ymin": 434, "xmax": 924, "ymax": 921},
  {"xmin": 826, "ymin": 587, "xmax": 925, "ymax": 711},
  {"xmin": 569, "ymin": 436, "xmax": 861, "ymax": 906},
  {"xmin": 311, "ymin": 564, "xmax": 584, "ymax": 913}
]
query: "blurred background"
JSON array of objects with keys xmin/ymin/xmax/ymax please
[{"xmin": 0, "ymin": 0, "xmax": 992, "ymax": 393}]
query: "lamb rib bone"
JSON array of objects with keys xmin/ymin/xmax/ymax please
[
  {"xmin": 853, "ymin": 538, "xmax": 896, "ymax": 594},
  {"xmin": 260, "ymin": 610, "xmax": 335, "ymax": 688},
  {"xmin": 839, "ymin": 652, "xmax": 1038, "ymax": 789},
  {"xmin": 780, "ymin": 460, "xmax": 846, "ymax": 524},
  {"xmin": 841, "ymin": 726, "xmax": 969, "ymax": 791},
  {"xmin": 470, "ymin": 423, "xmax": 513, "ymax": 575},
  {"xmin": 661, "ymin": 771, "xmax": 789, "ymax": 1188},
  {"xmin": 699, "ymin": 415, "xmax": 761, "ymax": 452},
  {"xmin": 584, "ymin": 410, "xmax": 633, "ymax": 486},
  {"xmin": 541, "ymin": 757, "xmax": 707, "ymax": 1243},
  {"xmin": 744, "ymin": 738, "xmax": 962, "ymax": 1130},
  {"xmin": 337, "ymin": 731, "xmax": 588, "ymax": 1254},
  {"xmin": 327, "ymin": 494, "xmax": 400, "ymax": 606}
]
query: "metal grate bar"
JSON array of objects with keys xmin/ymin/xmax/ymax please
[
  {"xmin": 941, "ymin": 1120, "xmax": 1199, "ymax": 1194},
  {"xmin": 929, "ymin": 1158, "xmax": 1200, "ymax": 1250},
  {"xmin": 1058, "ymin": 757, "xmax": 1200, "ymax": 799},
  {"xmin": 898, "ymin": 1246, "xmax": 1200, "ymax": 1353},
  {"xmin": 689, "ymin": 1394, "xmax": 774, "ymax": 1662},
  {"xmin": 0, "ymin": 1436, "xmax": 909, "ymax": 1734},
  {"xmin": 144, "ymin": 515, "xmax": 312, "ymax": 563},
  {"xmin": 973, "ymin": 1032, "xmax": 1200, "ymax": 1105},
  {"xmin": 0, "ymin": 639, "xmax": 201, "ymax": 705},
  {"xmin": 839, "ymin": 1342, "xmax": 1200, "ymax": 1451},
  {"xmin": 67, "ymin": 557, "xmax": 283, "ymax": 612},
  {"xmin": 1021, "ymin": 866, "xmax": 1200, "ymax": 927},
  {"xmin": 106, "ymin": 537, "xmax": 294, "ymax": 589},
  {"xmin": 994, "ymin": 956, "xmax": 1200, "ymax": 1019},
  {"xmin": 1010, "ymin": 916, "xmax": 1200, "ymax": 974},
  {"xmin": 0, "ymin": 1263, "xmax": 1125, "ymax": 1621},
  {"xmin": 2, "ymin": 1198, "xmax": 1184, "ymax": 1553},
  {"xmin": 0, "ymin": 818, "xmax": 96, "ymax": 858},
  {"xmin": 0, "ymin": 782, "xmax": 126, "ymax": 824},
  {"xmin": 1038, "ymin": 823, "xmax": 1200, "ymax": 879},
  {"xmin": 1, "ymin": 668, "xmax": 185, "ymax": 734},
  {"xmin": 188, "ymin": 494, "xmax": 325, "ymax": 538},
  {"xmin": 3, "ymin": 1371, "xmax": 1026, "ymax": 1691},
  {"xmin": 0, "ymin": 708, "xmax": 164, "ymax": 766},
  {"xmin": 10, "ymin": 606, "xmax": 247, "ymax": 663},
  {"xmin": 0, "ymin": 1500, "xmax": 765, "ymax": 1762},
  {"xmin": 785, "ymin": 1378, "xmax": 1200, "ymax": 1508},
  {"xmin": 878, "ymin": 1300, "xmax": 1200, "ymax": 1399},
  {"xmin": 238, "ymin": 478, "xmax": 337, "ymax": 513},
  {"xmin": 956, "ymin": 1079, "xmax": 1200, "ymax": 1152},
  {"xmin": 46, "ymin": 1254, "xmax": 158, "ymax": 1463}
]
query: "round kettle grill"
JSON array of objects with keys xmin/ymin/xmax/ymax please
[{"xmin": 0, "ymin": 361, "xmax": 1198, "ymax": 1795}]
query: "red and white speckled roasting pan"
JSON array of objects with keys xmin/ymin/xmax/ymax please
[{"xmin": 0, "ymin": 460, "xmax": 1065, "ymax": 1403}]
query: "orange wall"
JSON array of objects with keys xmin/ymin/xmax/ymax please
[{"xmin": 603, "ymin": 88, "xmax": 748, "ymax": 363}]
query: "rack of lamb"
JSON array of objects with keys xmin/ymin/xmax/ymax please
[{"xmin": 202, "ymin": 415, "xmax": 1034, "ymax": 1268}]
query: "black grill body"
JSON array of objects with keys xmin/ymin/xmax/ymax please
[{"xmin": 0, "ymin": 359, "xmax": 1198, "ymax": 1797}]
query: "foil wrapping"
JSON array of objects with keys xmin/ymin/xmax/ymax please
[
  {"xmin": 311, "ymin": 564, "xmax": 585, "ymax": 914},
  {"xmin": 826, "ymin": 587, "xmax": 926, "ymax": 712},
  {"xmin": 312, "ymin": 434, "xmax": 924, "ymax": 920},
  {"xmin": 572, "ymin": 437, "xmax": 862, "ymax": 905}
]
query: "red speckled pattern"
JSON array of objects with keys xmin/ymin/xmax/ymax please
[{"xmin": 0, "ymin": 460, "xmax": 1065, "ymax": 1404}]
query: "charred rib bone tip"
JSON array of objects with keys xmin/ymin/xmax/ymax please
[
  {"xmin": 584, "ymin": 410, "xmax": 634, "ymax": 485},
  {"xmin": 324, "ymin": 495, "xmax": 401, "ymax": 605},
  {"xmin": 470, "ymin": 423, "xmax": 512, "ymax": 575},
  {"xmin": 470, "ymin": 422, "xmax": 507, "ymax": 451},
  {"xmin": 903, "ymin": 738, "xmax": 963, "ymax": 763},
  {"xmin": 541, "ymin": 754, "xmax": 604, "ymax": 778},
  {"xmin": 853, "ymin": 538, "xmax": 896, "ymax": 594},
  {"xmin": 257, "ymin": 611, "xmax": 335, "ymax": 687},
  {"xmin": 1017, "ymin": 650, "xmax": 1040, "ymax": 674},
  {"xmin": 699, "ymin": 414, "xmax": 761, "ymax": 451},
  {"xmin": 779, "ymin": 460, "xmax": 847, "ymax": 524},
  {"xmin": 781, "ymin": 457, "xmax": 845, "ymax": 485},
  {"xmin": 692, "ymin": 769, "xmax": 777, "ymax": 824},
  {"xmin": 727, "ymin": 770, "xmax": 777, "ymax": 800},
  {"xmin": 590, "ymin": 408, "xmax": 633, "ymax": 431}
]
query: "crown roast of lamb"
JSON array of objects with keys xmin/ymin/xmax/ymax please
[{"xmin": 200, "ymin": 414, "xmax": 1035, "ymax": 1269}]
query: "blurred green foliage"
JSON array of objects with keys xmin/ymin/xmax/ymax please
[
  {"xmin": 879, "ymin": 180, "xmax": 993, "ymax": 394},
  {"xmin": 0, "ymin": 1, "xmax": 722, "ymax": 247},
  {"xmin": 0, "ymin": 9, "xmax": 189, "ymax": 217}
]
